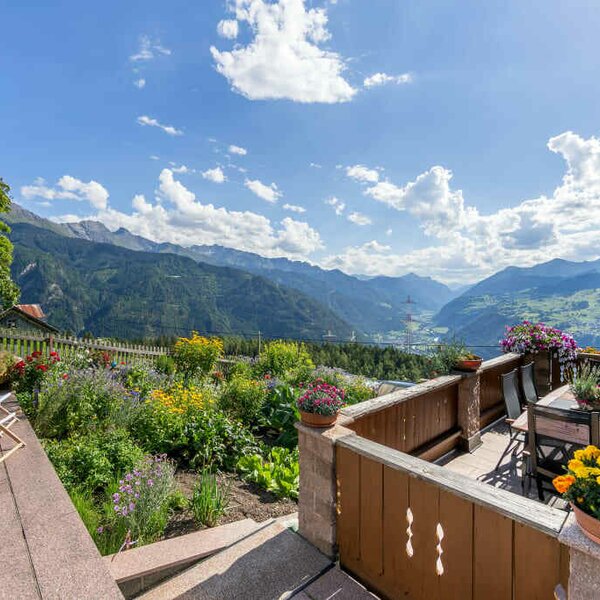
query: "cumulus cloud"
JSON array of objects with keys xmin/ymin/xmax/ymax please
[
  {"xmin": 130, "ymin": 35, "xmax": 171, "ymax": 62},
  {"xmin": 346, "ymin": 164, "xmax": 380, "ymax": 183},
  {"xmin": 229, "ymin": 144, "xmax": 247, "ymax": 156},
  {"xmin": 217, "ymin": 19, "xmax": 239, "ymax": 39},
  {"xmin": 21, "ymin": 176, "xmax": 109, "ymax": 210},
  {"xmin": 210, "ymin": 0, "xmax": 355, "ymax": 103},
  {"xmin": 325, "ymin": 131, "xmax": 600, "ymax": 283},
  {"xmin": 55, "ymin": 169, "xmax": 322, "ymax": 260},
  {"xmin": 202, "ymin": 167, "xmax": 227, "ymax": 183},
  {"xmin": 133, "ymin": 78, "xmax": 146, "ymax": 89},
  {"xmin": 325, "ymin": 196, "xmax": 345, "ymax": 216},
  {"xmin": 347, "ymin": 211, "xmax": 372, "ymax": 226},
  {"xmin": 363, "ymin": 72, "xmax": 412, "ymax": 88},
  {"xmin": 170, "ymin": 164, "xmax": 192, "ymax": 174},
  {"xmin": 137, "ymin": 115, "xmax": 183, "ymax": 136},
  {"xmin": 283, "ymin": 203, "xmax": 306, "ymax": 213},
  {"xmin": 245, "ymin": 179, "xmax": 282, "ymax": 203}
]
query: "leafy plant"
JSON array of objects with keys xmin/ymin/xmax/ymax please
[
  {"xmin": 11, "ymin": 350, "xmax": 63, "ymax": 395},
  {"xmin": 237, "ymin": 447, "xmax": 299, "ymax": 500},
  {"xmin": 218, "ymin": 374, "xmax": 267, "ymax": 425},
  {"xmin": 155, "ymin": 354, "xmax": 176, "ymax": 376},
  {"xmin": 173, "ymin": 332, "xmax": 223, "ymax": 383},
  {"xmin": 255, "ymin": 340, "xmax": 314, "ymax": 380},
  {"xmin": 260, "ymin": 384, "xmax": 300, "ymax": 448},
  {"xmin": 570, "ymin": 362, "xmax": 600, "ymax": 409},
  {"xmin": 44, "ymin": 429, "xmax": 144, "ymax": 492},
  {"xmin": 191, "ymin": 470, "xmax": 230, "ymax": 527},
  {"xmin": 0, "ymin": 178, "xmax": 20, "ymax": 308}
]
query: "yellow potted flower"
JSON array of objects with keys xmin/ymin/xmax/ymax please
[{"xmin": 553, "ymin": 445, "xmax": 600, "ymax": 543}]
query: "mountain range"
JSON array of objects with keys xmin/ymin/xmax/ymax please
[{"xmin": 5, "ymin": 204, "xmax": 600, "ymax": 349}]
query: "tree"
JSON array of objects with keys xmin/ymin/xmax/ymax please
[{"xmin": 0, "ymin": 178, "xmax": 20, "ymax": 308}]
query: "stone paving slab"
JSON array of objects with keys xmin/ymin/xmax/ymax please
[
  {"xmin": 138, "ymin": 521, "xmax": 332, "ymax": 600},
  {"xmin": 105, "ymin": 518, "xmax": 261, "ymax": 583},
  {"xmin": 0, "ymin": 396, "xmax": 123, "ymax": 599},
  {"xmin": 301, "ymin": 567, "xmax": 380, "ymax": 599}
]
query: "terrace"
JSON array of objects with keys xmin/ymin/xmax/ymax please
[{"xmin": 3, "ymin": 330, "xmax": 600, "ymax": 599}]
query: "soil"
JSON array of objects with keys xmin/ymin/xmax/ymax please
[{"xmin": 162, "ymin": 471, "xmax": 297, "ymax": 539}]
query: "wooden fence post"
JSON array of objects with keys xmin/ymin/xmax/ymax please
[{"xmin": 457, "ymin": 371, "xmax": 482, "ymax": 452}]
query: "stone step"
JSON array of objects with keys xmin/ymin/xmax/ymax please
[
  {"xmin": 138, "ymin": 521, "xmax": 332, "ymax": 600},
  {"xmin": 105, "ymin": 518, "xmax": 262, "ymax": 598}
]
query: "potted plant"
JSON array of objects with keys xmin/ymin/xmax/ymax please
[
  {"xmin": 553, "ymin": 446, "xmax": 600, "ymax": 543},
  {"xmin": 297, "ymin": 379, "xmax": 345, "ymax": 428},
  {"xmin": 454, "ymin": 352, "xmax": 483, "ymax": 372},
  {"xmin": 570, "ymin": 363, "xmax": 600, "ymax": 410}
]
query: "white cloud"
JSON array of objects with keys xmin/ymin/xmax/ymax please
[
  {"xmin": 283, "ymin": 203, "xmax": 306, "ymax": 213},
  {"xmin": 217, "ymin": 19, "xmax": 239, "ymax": 39},
  {"xmin": 137, "ymin": 115, "xmax": 183, "ymax": 136},
  {"xmin": 245, "ymin": 178, "xmax": 282, "ymax": 203},
  {"xmin": 130, "ymin": 35, "xmax": 171, "ymax": 62},
  {"xmin": 57, "ymin": 169, "xmax": 322, "ymax": 260},
  {"xmin": 309, "ymin": 162, "xmax": 322, "ymax": 169},
  {"xmin": 210, "ymin": 0, "xmax": 356, "ymax": 103},
  {"xmin": 346, "ymin": 164, "xmax": 380, "ymax": 183},
  {"xmin": 228, "ymin": 144, "xmax": 247, "ymax": 156},
  {"xmin": 202, "ymin": 167, "xmax": 227, "ymax": 183},
  {"xmin": 170, "ymin": 164, "xmax": 192, "ymax": 174},
  {"xmin": 325, "ymin": 132, "xmax": 600, "ymax": 283},
  {"xmin": 21, "ymin": 176, "xmax": 109, "ymax": 210},
  {"xmin": 133, "ymin": 78, "xmax": 146, "ymax": 89},
  {"xmin": 363, "ymin": 72, "xmax": 412, "ymax": 88},
  {"xmin": 325, "ymin": 196, "xmax": 345, "ymax": 215},
  {"xmin": 347, "ymin": 211, "xmax": 372, "ymax": 226},
  {"xmin": 149, "ymin": 155, "xmax": 160, "ymax": 161}
]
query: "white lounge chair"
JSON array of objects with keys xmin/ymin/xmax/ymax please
[{"xmin": 0, "ymin": 392, "xmax": 25, "ymax": 463}]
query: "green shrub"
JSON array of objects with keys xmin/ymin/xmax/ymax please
[
  {"xmin": 260, "ymin": 384, "xmax": 299, "ymax": 448},
  {"xmin": 35, "ymin": 369, "xmax": 131, "ymax": 439},
  {"xmin": 218, "ymin": 374, "xmax": 267, "ymax": 424},
  {"xmin": 173, "ymin": 332, "xmax": 223, "ymax": 382},
  {"xmin": 255, "ymin": 340, "xmax": 314, "ymax": 380},
  {"xmin": 237, "ymin": 447, "xmax": 299, "ymax": 500},
  {"xmin": 131, "ymin": 402, "xmax": 259, "ymax": 471},
  {"xmin": 155, "ymin": 354, "xmax": 176, "ymax": 376},
  {"xmin": 191, "ymin": 470, "xmax": 231, "ymax": 527},
  {"xmin": 44, "ymin": 429, "xmax": 144, "ymax": 492}
]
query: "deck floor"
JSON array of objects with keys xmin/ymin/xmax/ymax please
[{"xmin": 439, "ymin": 421, "xmax": 568, "ymax": 510}]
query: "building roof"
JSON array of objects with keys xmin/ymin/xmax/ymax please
[{"xmin": 15, "ymin": 304, "xmax": 46, "ymax": 320}]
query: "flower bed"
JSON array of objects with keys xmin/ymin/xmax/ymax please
[{"xmin": 10, "ymin": 335, "xmax": 375, "ymax": 555}]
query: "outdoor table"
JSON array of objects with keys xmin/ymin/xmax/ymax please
[{"xmin": 512, "ymin": 384, "xmax": 594, "ymax": 445}]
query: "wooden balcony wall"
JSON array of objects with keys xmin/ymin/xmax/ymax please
[{"xmin": 336, "ymin": 435, "xmax": 569, "ymax": 600}]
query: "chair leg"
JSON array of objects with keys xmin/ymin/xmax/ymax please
[
  {"xmin": 495, "ymin": 430, "xmax": 520, "ymax": 471},
  {"xmin": 536, "ymin": 477, "xmax": 544, "ymax": 502}
]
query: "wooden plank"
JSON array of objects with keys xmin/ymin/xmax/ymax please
[
  {"xmin": 381, "ymin": 466, "xmax": 410, "ymax": 599},
  {"xmin": 514, "ymin": 523, "xmax": 561, "ymax": 600},
  {"xmin": 337, "ymin": 436, "xmax": 567, "ymax": 536},
  {"xmin": 438, "ymin": 488, "xmax": 473, "ymax": 599},
  {"xmin": 359, "ymin": 456, "xmax": 383, "ymax": 580},
  {"xmin": 473, "ymin": 505, "xmax": 512, "ymax": 600},
  {"xmin": 336, "ymin": 446, "xmax": 361, "ymax": 567},
  {"xmin": 407, "ymin": 477, "xmax": 439, "ymax": 600}
]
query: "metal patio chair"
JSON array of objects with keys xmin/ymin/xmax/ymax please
[
  {"xmin": 520, "ymin": 362, "xmax": 539, "ymax": 404},
  {"xmin": 494, "ymin": 369, "xmax": 526, "ymax": 471}
]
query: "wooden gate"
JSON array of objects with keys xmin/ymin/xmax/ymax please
[{"xmin": 336, "ymin": 436, "xmax": 569, "ymax": 600}]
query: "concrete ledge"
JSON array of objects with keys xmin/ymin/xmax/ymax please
[
  {"xmin": 105, "ymin": 518, "xmax": 261, "ymax": 595},
  {"xmin": 0, "ymin": 395, "xmax": 123, "ymax": 599}
]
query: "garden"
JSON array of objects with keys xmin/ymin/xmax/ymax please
[{"xmin": 9, "ymin": 334, "xmax": 376, "ymax": 556}]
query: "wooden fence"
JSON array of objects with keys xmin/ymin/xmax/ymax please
[
  {"xmin": 342, "ymin": 376, "xmax": 462, "ymax": 461},
  {"xmin": 0, "ymin": 329, "xmax": 168, "ymax": 366},
  {"xmin": 336, "ymin": 435, "xmax": 569, "ymax": 600}
]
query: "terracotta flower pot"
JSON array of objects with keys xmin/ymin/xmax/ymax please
[
  {"xmin": 571, "ymin": 502, "xmax": 600, "ymax": 544},
  {"xmin": 455, "ymin": 357, "xmax": 483, "ymax": 372},
  {"xmin": 299, "ymin": 410, "xmax": 337, "ymax": 428}
]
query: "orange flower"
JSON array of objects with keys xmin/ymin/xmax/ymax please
[{"xmin": 553, "ymin": 474, "xmax": 576, "ymax": 494}]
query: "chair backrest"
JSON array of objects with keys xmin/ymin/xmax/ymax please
[
  {"xmin": 520, "ymin": 362, "xmax": 538, "ymax": 404},
  {"xmin": 527, "ymin": 403, "xmax": 600, "ymax": 475},
  {"xmin": 501, "ymin": 369, "xmax": 522, "ymax": 421}
]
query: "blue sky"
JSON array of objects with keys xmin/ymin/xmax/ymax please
[{"xmin": 3, "ymin": 0, "xmax": 600, "ymax": 284}]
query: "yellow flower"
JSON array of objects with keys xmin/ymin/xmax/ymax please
[
  {"xmin": 574, "ymin": 449, "xmax": 585, "ymax": 461},
  {"xmin": 569, "ymin": 459, "xmax": 585, "ymax": 471},
  {"xmin": 553, "ymin": 474, "xmax": 576, "ymax": 494},
  {"xmin": 584, "ymin": 445, "xmax": 600, "ymax": 460},
  {"xmin": 574, "ymin": 467, "xmax": 591, "ymax": 479}
]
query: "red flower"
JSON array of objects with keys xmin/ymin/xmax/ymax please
[
  {"xmin": 35, "ymin": 364, "xmax": 48, "ymax": 372},
  {"xmin": 62, "ymin": 373, "xmax": 69, "ymax": 380},
  {"xmin": 26, "ymin": 355, "xmax": 33, "ymax": 363}
]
